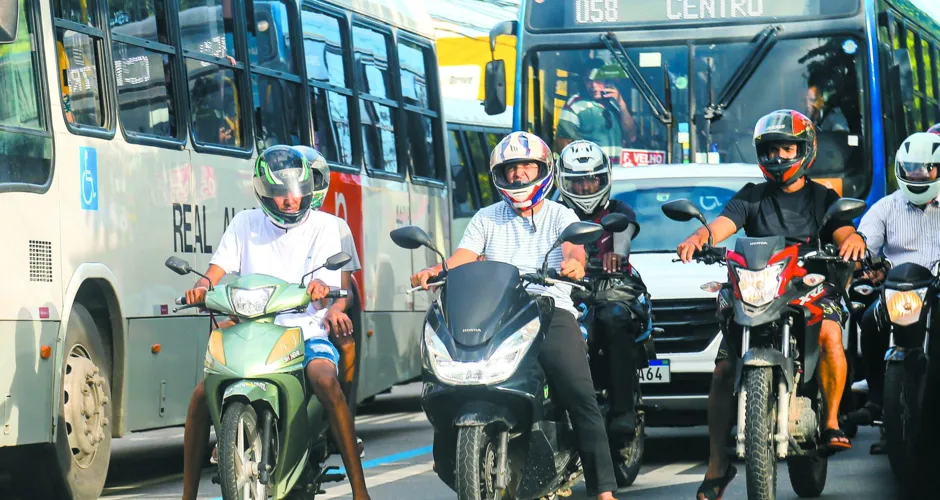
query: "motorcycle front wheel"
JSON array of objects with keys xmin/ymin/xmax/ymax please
[
  {"xmin": 613, "ymin": 410, "xmax": 645, "ymax": 488},
  {"xmin": 456, "ymin": 424, "xmax": 506, "ymax": 500},
  {"xmin": 218, "ymin": 401, "xmax": 268, "ymax": 500},
  {"xmin": 884, "ymin": 362, "xmax": 918, "ymax": 482},
  {"xmin": 744, "ymin": 367, "xmax": 777, "ymax": 500}
]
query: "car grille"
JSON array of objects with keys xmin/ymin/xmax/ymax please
[{"xmin": 651, "ymin": 298, "xmax": 720, "ymax": 354}]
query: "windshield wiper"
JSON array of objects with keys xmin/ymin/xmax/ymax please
[
  {"xmin": 703, "ymin": 25, "xmax": 781, "ymax": 126},
  {"xmin": 600, "ymin": 32, "xmax": 674, "ymax": 161}
]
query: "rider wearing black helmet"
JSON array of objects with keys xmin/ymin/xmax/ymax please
[
  {"xmin": 676, "ymin": 110, "xmax": 867, "ymax": 500},
  {"xmin": 556, "ymin": 140, "xmax": 645, "ymax": 435}
]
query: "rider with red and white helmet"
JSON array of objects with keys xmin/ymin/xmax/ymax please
[{"xmin": 410, "ymin": 131, "xmax": 622, "ymax": 500}]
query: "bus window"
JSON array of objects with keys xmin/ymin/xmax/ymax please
[
  {"xmin": 109, "ymin": 0, "xmax": 180, "ymax": 140},
  {"xmin": 248, "ymin": 0, "xmax": 302, "ymax": 149},
  {"xmin": 180, "ymin": 0, "xmax": 247, "ymax": 149},
  {"xmin": 465, "ymin": 131, "xmax": 496, "ymax": 207},
  {"xmin": 449, "ymin": 129, "xmax": 478, "ymax": 215},
  {"xmin": 302, "ymin": 7, "xmax": 353, "ymax": 166},
  {"xmin": 353, "ymin": 24, "xmax": 399, "ymax": 175},
  {"xmin": 0, "ymin": 0, "xmax": 52, "ymax": 187},
  {"xmin": 399, "ymin": 40, "xmax": 442, "ymax": 181},
  {"xmin": 53, "ymin": 0, "xmax": 106, "ymax": 128}
]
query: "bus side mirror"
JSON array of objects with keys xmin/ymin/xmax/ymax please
[
  {"xmin": 484, "ymin": 59, "xmax": 507, "ymax": 116},
  {"xmin": 0, "ymin": 0, "xmax": 19, "ymax": 44}
]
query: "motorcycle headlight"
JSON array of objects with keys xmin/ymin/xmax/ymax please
[
  {"xmin": 423, "ymin": 317, "xmax": 541, "ymax": 386},
  {"xmin": 884, "ymin": 288, "xmax": 927, "ymax": 326},
  {"xmin": 229, "ymin": 286, "xmax": 276, "ymax": 317},
  {"xmin": 735, "ymin": 262, "xmax": 785, "ymax": 307}
]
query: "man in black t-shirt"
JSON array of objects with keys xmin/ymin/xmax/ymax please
[
  {"xmin": 675, "ymin": 110, "xmax": 867, "ymax": 500},
  {"xmin": 556, "ymin": 140, "xmax": 644, "ymax": 436}
]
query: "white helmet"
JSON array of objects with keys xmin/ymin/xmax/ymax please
[
  {"xmin": 489, "ymin": 131, "xmax": 554, "ymax": 209},
  {"xmin": 896, "ymin": 132, "xmax": 940, "ymax": 206},
  {"xmin": 556, "ymin": 140, "xmax": 612, "ymax": 216}
]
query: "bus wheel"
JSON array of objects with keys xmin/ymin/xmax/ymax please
[{"xmin": 39, "ymin": 303, "xmax": 113, "ymax": 499}]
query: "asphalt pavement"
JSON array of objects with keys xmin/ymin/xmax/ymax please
[{"xmin": 92, "ymin": 382, "xmax": 901, "ymax": 499}]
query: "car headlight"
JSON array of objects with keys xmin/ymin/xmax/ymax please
[
  {"xmin": 423, "ymin": 317, "xmax": 541, "ymax": 386},
  {"xmin": 229, "ymin": 286, "xmax": 276, "ymax": 317},
  {"xmin": 735, "ymin": 262, "xmax": 785, "ymax": 307},
  {"xmin": 884, "ymin": 288, "xmax": 927, "ymax": 326}
]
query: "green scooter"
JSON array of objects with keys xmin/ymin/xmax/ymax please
[{"xmin": 165, "ymin": 252, "xmax": 351, "ymax": 500}]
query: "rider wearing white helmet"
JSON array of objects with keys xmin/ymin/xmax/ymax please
[
  {"xmin": 556, "ymin": 140, "xmax": 644, "ymax": 435},
  {"xmin": 411, "ymin": 131, "xmax": 621, "ymax": 499}
]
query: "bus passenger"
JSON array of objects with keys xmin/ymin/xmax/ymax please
[{"xmin": 181, "ymin": 146, "xmax": 370, "ymax": 500}]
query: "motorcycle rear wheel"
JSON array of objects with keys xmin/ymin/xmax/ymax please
[
  {"xmin": 613, "ymin": 412, "xmax": 645, "ymax": 488},
  {"xmin": 744, "ymin": 367, "xmax": 777, "ymax": 500},
  {"xmin": 218, "ymin": 401, "xmax": 268, "ymax": 500}
]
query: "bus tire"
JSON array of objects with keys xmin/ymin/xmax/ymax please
[{"xmin": 33, "ymin": 303, "xmax": 113, "ymax": 499}]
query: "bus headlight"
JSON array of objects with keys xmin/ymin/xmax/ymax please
[
  {"xmin": 884, "ymin": 288, "xmax": 927, "ymax": 326},
  {"xmin": 424, "ymin": 317, "xmax": 541, "ymax": 386}
]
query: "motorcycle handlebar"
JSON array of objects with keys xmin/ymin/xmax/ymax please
[
  {"xmin": 176, "ymin": 296, "xmax": 187, "ymax": 306},
  {"xmin": 584, "ymin": 264, "xmax": 629, "ymax": 279},
  {"xmin": 406, "ymin": 275, "xmax": 445, "ymax": 294}
]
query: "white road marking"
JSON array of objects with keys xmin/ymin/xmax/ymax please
[
  {"xmin": 354, "ymin": 412, "xmax": 407, "ymax": 424},
  {"xmin": 626, "ymin": 461, "xmax": 705, "ymax": 492},
  {"xmin": 359, "ymin": 412, "xmax": 421, "ymax": 426},
  {"xmin": 317, "ymin": 461, "xmax": 435, "ymax": 499}
]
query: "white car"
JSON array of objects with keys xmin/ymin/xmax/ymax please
[{"xmin": 610, "ymin": 163, "xmax": 765, "ymax": 423}]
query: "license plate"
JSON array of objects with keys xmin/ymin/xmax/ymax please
[{"xmin": 638, "ymin": 359, "xmax": 670, "ymax": 384}]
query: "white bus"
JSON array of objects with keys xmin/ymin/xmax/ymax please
[{"xmin": 0, "ymin": 0, "xmax": 447, "ymax": 497}]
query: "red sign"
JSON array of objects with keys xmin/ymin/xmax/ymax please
[
  {"xmin": 620, "ymin": 149, "xmax": 666, "ymax": 167},
  {"xmin": 320, "ymin": 172, "xmax": 365, "ymax": 310}
]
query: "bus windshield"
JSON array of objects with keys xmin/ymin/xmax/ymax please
[{"xmin": 533, "ymin": 35, "xmax": 869, "ymax": 197}]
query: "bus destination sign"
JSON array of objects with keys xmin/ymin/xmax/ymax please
[{"xmin": 527, "ymin": 0, "xmax": 859, "ymax": 30}]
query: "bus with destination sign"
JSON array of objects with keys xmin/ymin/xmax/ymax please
[
  {"xmin": 482, "ymin": 0, "xmax": 940, "ymax": 421},
  {"xmin": 486, "ymin": 0, "xmax": 940, "ymax": 202}
]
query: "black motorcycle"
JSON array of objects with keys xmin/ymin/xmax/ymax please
[
  {"xmin": 880, "ymin": 260, "xmax": 939, "ymax": 489},
  {"xmin": 574, "ymin": 212, "xmax": 659, "ymax": 488},
  {"xmin": 390, "ymin": 220, "xmax": 607, "ymax": 500}
]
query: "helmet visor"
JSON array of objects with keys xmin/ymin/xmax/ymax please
[
  {"xmin": 898, "ymin": 160, "xmax": 940, "ymax": 184},
  {"xmin": 560, "ymin": 172, "xmax": 609, "ymax": 197},
  {"xmin": 756, "ymin": 141, "xmax": 805, "ymax": 171}
]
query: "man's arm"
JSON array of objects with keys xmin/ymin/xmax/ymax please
[
  {"xmin": 562, "ymin": 242, "xmax": 587, "ymax": 265},
  {"xmin": 856, "ymin": 200, "xmax": 887, "ymax": 257},
  {"xmin": 676, "ymin": 216, "xmax": 739, "ymax": 263}
]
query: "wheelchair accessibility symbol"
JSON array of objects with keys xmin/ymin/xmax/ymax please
[
  {"xmin": 699, "ymin": 195, "xmax": 721, "ymax": 211},
  {"xmin": 80, "ymin": 147, "xmax": 98, "ymax": 211}
]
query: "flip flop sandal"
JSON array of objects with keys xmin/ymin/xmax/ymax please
[
  {"xmin": 822, "ymin": 428, "xmax": 852, "ymax": 453},
  {"xmin": 695, "ymin": 465, "xmax": 737, "ymax": 500}
]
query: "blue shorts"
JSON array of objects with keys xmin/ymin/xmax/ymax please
[{"xmin": 303, "ymin": 337, "xmax": 340, "ymax": 374}]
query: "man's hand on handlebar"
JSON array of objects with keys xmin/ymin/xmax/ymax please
[
  {"xmin": 185, "ymin": 286, "xmax": 208, "ymax": 306},
  {"xmin": 307, "ymin": 279, "xmax": 331, "ymax": 302},
  {"xmin": 560, "ymin": 259, "xmax": 586, "ymax": 281},
  {"xmin": 410, "ymin": 268, "xmax": 437, "ymax": 290},
  {"xmin": 676, "ymin": 235, "xmax": 705, "ymax": 263},
  {"xmin": 839, "ymin": 232, "xmax": 867, "ymax": 262},
  {"xmin": 602, "ymin": 253, "xmax": 623, "ymax": 273}
]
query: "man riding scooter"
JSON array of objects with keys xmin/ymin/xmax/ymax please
[{"xmin": 555, "ymin": 140, "xmax": 643, "ymax": 435}]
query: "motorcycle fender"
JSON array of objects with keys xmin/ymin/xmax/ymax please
[
  {"xmin": 454, "ymin": 401, "xmax": 518, "ymax": 430},
  {"xmin": 734, "ymin": 348, "xmax": 793, "ymax": 394},
  {"xmin": 223, "ymin": 380, "xmax": 280, "ymax": 418}
]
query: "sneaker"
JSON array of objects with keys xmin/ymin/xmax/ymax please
[
  {"xmin": 357, "ymin": 437, "xmax": 365, "ymax": 458},
  {"xmin": 210, "ymin": 443, "xmax": 219, "ymax": 464},
  {"xmin": 851, "ymin": 379, "xmax": 869, "ymax": 393}
]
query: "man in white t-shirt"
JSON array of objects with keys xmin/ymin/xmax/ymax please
[
  {"xmin": 181, "ymin": 146, "xmax": 370, "ymax": 500},
  {"xmin": 411, "ymin": 132, "xmax": 619, "ymax": 500}
]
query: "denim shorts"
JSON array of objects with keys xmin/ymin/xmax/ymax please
[{"xmin": 304, "ymin": 337, "xmax": 340, "ymax": 374}]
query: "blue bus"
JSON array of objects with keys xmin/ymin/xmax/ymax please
[{"xmin": 483, "ymin": 0, "xmax": 940, "ymax": 206}]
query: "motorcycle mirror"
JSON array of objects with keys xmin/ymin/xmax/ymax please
[
  {"xmin": 389, "ymin": 225, "xmax": 449, "ymax": 273},
  {"xmin": 390, "ymin": 225, "xmax": 430, "ymax": 250},
  {"xmin": 599, "ymin": 212, "xmax": 633, "ymax": 234},
  {"xmin": 324, "ymin": 252, "xmax": 351, "ymax": 271},
  {"xmin": 661, "ymin": 199, "xmax": 706, "ymax": 224},
  {"xmin": 558, "ymin": 221, "xmax": 604, "ymax": 246},
  {"xmin": 820, "ymin": 197, "xmax": 867, "ymax": 227},
  {"xmin": 165, "ymin": 256, "xmax": 193, "ymax": 276}
]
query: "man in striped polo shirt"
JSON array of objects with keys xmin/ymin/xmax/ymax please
[
  {"xmin": 411, "ymin": 131, "xmax": 620, "ymax": 499},
  {"xmin": 846, "ymin": 132, "xmax": 940, "ymax": 448}
]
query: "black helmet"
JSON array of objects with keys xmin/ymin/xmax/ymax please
[
  {"xmin": 753, "ymin": 109, "xmax": 818, "ymax": 186},
  {"xmin": 253, "ymin": 145, "xmax": 329, "ymax": 228}
]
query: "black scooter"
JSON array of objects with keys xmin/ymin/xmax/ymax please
[{"xmin": 389, "ymin": 221, "xmax": 605, "ymax": 500}]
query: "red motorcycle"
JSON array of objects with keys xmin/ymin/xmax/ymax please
[{"xmin": 662, "ymin": 197, "xmax": 866, "ymax": 500}]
